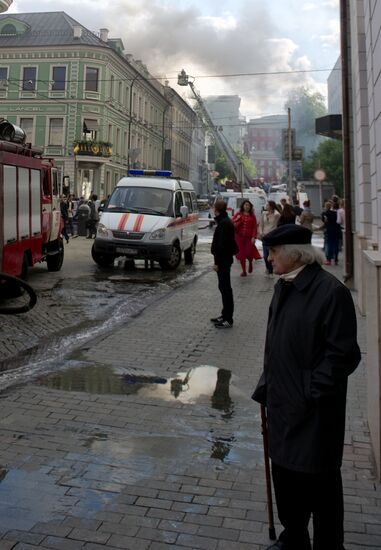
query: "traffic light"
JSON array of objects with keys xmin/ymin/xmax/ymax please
[{"xmin": 282, "ymin": 129, "xmax": 295, "ymax": 160}]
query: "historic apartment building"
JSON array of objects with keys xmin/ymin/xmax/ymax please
[
  {"xmin": 0, "ymin": 11, "xmax": 203, "ymax": 199},
  {"xmin": 245, "ymin": 115, "xmax": 287, "ymax": 181}
]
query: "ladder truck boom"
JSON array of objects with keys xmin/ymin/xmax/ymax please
[{"xmin": 178, "ymin": 70, "xmax": 251, "ymax": 188}]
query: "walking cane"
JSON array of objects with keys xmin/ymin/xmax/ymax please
[{"xmin": 260, "ymin": 404, "xmax": 276, "ymax": 541}]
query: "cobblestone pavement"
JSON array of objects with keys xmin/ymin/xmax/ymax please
[{"xmin": 0, "ymin": 253, "xmax": 378, "ymax": 549}]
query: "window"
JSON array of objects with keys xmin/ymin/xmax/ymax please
[
  {"xmin": 51, "ymin": 66, "xmax": 66, "ymax": 91},
  {"xmin": 19, "ymin": 118, "xmax": 33, "ymax": 143},
  {"xmin": 109, "ymin": 75, "xmax": 114, "ymax": 98},
  {"xmin": 174, "ymin": 192, "xmax": 184, "ymax": 217},
  {"xmin": 1, "ymin": 24, "xmax": 17, "ymax": 35},
  {"xmin": 85, "ymin": 67, "xmax": 99, "ymax": 92},
  {"xmin": 191, "ymin": 192, "xmax": 198, "ymax": 212},
  {"xmin": 48, "ymin": 118, "xmax": 64, "ymax": 146},
  {"xmin": 0, "ymin": 67, "xmax": 8, "ymax": 83},
  {"xmin": 183, "ymin": 192, "xmax": 193, "ymax": 213},
  {"xmin": 22, "ymin": 67, "xmax": 37, "ymax": 91},
  {"xmin": 83, "ymin": 119, "xmax": 99, "ymax": 141}
]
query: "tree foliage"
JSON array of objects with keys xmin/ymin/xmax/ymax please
[
  {"xmin": 303, "ymin": 139, "xmax": 343, "ymax": 196},
  {"xmin": 215, "ymin": 148, "xmax": 257, "ymax": 181},
  {"xmin": 285, "ymin": 87, "xmax": 327, "ymax": 155}
]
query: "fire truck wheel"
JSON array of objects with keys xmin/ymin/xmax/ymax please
[
  {"xmin": 47, "ymin": 242, "xmax": 64, "ymax": 272},
  {"xmin": 91, "ymin": 245, "xmax": 115, "ymax": 268}
]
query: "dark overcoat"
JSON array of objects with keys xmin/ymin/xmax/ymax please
[
  {"xmin": 211, "ymin": 212, "xmax": 237, "ymax": 265},
  {"xmin": 252, "ymin": 262, "xmax": 361, "ymax": 474}
]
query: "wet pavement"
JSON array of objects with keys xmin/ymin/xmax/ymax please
[{"xmin": 0, "ymin": 235, "xmax": 378, "ymax": 549}]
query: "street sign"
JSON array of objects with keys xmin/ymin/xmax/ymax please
[{"xmin": 314, "ymin": 169, "xmax": 326, "ymax": 181}]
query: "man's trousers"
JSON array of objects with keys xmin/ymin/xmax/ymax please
[
  {"xmin": 217, "ymin": 262, "xmax": 234, "ymax": 323},
  {"xmin": 272, "ymin": 462, "xmax": 345, "ymax": 550}
]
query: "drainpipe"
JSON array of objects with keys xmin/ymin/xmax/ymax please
[
  {"xmin": 127, "ymin": 75, "xmax": 140, "ymax": 171},
  {"xmin": 340, "ymin": 0, "xmax": 354, "ymax": 284}
]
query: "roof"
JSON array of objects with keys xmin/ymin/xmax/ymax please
[
  {"xmin": 0, "ymin": 11, "xmax": 108, "ymax": 48},
  {"xmin": 116, "ymin": 176, "xmax": 194, "ymax": 191}
]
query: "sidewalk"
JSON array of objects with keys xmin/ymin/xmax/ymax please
[{"xmin": 0, "ymin": 257, "xmax": 378, "ymax": 549}]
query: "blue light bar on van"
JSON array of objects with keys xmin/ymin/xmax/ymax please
[{"xmin": 128, "ymin": 169, "xmax": 172, "ymax": 177}]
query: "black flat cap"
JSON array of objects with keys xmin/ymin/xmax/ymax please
[{"xmin": 262, "ymin": 224, "xmax": 312, "ymax": 246}]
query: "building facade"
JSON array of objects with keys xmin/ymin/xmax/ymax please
[
  {"xmin": 328, "ymin": 57, "xmax": 343, "ymax": 115},
  {"xmin": 343, "ymin": 0, "xmax": 381, "ymax": 478},
  {"xmin": 0, "ymin": 12, "xmax": 204, "ymax": 199},
  {"xmin": 203, "ymin": 95, "xmax": 243, "ymax": 151},
  {"xmin": 245, "ymin": 115, "xmax": 287, "ymax": 181}
]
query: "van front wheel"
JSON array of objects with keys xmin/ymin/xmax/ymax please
[
  {"xmin": 159, "ymin": 244, "xmax": 181, "ymax": 270},
  {"xmin": 91, "ymin": 245, "xmax": 115, "ymax": 268}
]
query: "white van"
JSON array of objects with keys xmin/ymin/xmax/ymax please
[
  {"xmin": 216, "ymin": 190, "xmax": 267, "ymax": 220},
  {"xmin": 92, "ymin": 170, "xmax": 199, "ymax": 270}
]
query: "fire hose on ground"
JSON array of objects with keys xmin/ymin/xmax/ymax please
[{"xmin": 0, "ymin": 273, "xmax": 37, "ymax": 314}]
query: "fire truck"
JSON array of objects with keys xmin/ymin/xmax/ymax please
[{"xmin": 0, "ymin": 119, "xmax": 64, "ymax": 278}]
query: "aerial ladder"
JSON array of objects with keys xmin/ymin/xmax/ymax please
[{"xmin": 177, "ymin": 69, "xmax": 251, "ymax": 189}]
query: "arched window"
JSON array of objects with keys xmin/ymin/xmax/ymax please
[{"xmin": 1, "ymin": 24, "xmax": 17, "ymax": 35}]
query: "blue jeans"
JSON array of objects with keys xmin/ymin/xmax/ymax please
[{"xmin": 262, "ymin": 244, "xmax": 273, "ymax": 274}]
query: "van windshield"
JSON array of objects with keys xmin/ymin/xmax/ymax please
[{"xmin": 106, "ymin": 186, "xmax": 173, "ymax": 216}]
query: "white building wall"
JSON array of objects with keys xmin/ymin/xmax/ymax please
[{"xmin": 352, "ymin": 0, "xmax": 381, "ymax": 478}]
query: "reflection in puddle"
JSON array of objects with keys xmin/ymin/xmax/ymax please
[
  {"xmin": 36, "ymin": 364, "xmax": 240, "ymax": 463},
  {"xmin": 0, "ymin": 465, "xmax": 115, "ymax": 531},
  {"xmin": 36, "ymin": 364, "xmax": 234, "ymax": 417},
  {"xmin": 0, "ymin": 468, "xmax": 7, "ymax": 482}
]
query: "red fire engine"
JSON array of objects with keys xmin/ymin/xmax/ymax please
[{"xmin": 0, "ymin": 120, "xmax": 64, "ymax": 278}]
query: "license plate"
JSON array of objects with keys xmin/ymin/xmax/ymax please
[{"xmin": 116, "ymin": 247, "xmax": 138, "ymax": 255}]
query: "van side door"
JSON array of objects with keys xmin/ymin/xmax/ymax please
[{"xmin": 182, "ymin": 191, "xmax": 194, "ymax": 248}]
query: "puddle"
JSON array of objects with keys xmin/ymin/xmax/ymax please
[
  {"xmin": 0, "ymin": 464, "xmax": 115, "ymax": 531},
  {"xmin": 0, "ymin": 468, "xmax": 7, "ymax": 482},
  {"xmin": 0, "ymin": 255, "xmax": 212, "ymax": 391},
  {"xmin": 36, "ymin": 364, "xmax": 234, "ymax": 411}
]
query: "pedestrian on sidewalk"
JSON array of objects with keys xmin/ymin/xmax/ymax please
[
  {"xmin": 299, "ymin": 200, "xmax": 314, "ymax": 231},
  {"xmin": 259, "ymin": 200, "xmax": 281, "ymax": 277},
  {"xmin": 59, "ymin": 195, "xmax": 70, "ymax": 244},
  {"xmin": 252, "ymin": 224, "xmax": 361, "ymax": 550},
  {"xmin": 277, "ymin": 203, "xmax": 296, "ymax": 226},
  {"xmin": 210, "ymin": 199, "xmax": 237, "ymax": 329},
  {"xmin": 86, "ymin": 193, "xmax": 100, "ymax": 239},
  {"xmin": 232, "ymin": 200, "xmax": 261, "ymax": 277},
  {"xmin": 322, "ymin": 200, "xmax": 341, "ymax": 265}
]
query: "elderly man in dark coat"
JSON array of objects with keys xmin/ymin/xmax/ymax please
[{"xmin": 252, "ymin": 224, "xmax": 361, "ymax": 550}]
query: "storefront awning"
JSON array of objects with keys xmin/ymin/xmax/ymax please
[{"xmin": 315, "ymin": 114, "xmax": 342, "ymax": 140}]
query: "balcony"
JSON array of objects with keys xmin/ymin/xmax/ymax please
[{"xmin": 73, "ymin": 140, "xmax": 112, "ymax": 157}]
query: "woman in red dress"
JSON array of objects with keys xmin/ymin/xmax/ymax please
[{"xmin": 232, "ymin": 200, "xmax": 261, "ymax": 277}]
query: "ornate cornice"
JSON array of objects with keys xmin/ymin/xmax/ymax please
[{"xmin": 0, "ymin": 0, "xmax": 13, "ymax": 13}]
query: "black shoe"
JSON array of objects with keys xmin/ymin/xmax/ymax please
[
  {"xmin": 214, "ymin": 320, "xmax": 233, "ymax": 329},
  {"xmin": 266, "ymin": 541, "xmax": 287, "ymax": 550},
  {"xmin": 86, "ymin": 236, "xmax": 92, "ymax": 239},
  {"xmin": 210, "ymin": 316, "xmax": 223, "ymax": 323}
]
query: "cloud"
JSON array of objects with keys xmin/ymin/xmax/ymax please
[
  {"xmin": 320, "ymin": 19, "xmax": 340, "ymax": 49},
  {"xmin": 9, "ymin": 0, "xmax": 338, "ymax": 118},
  {"xmin": 302, "ymin": 3, "xmax": 318, "ymax": 11}
]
